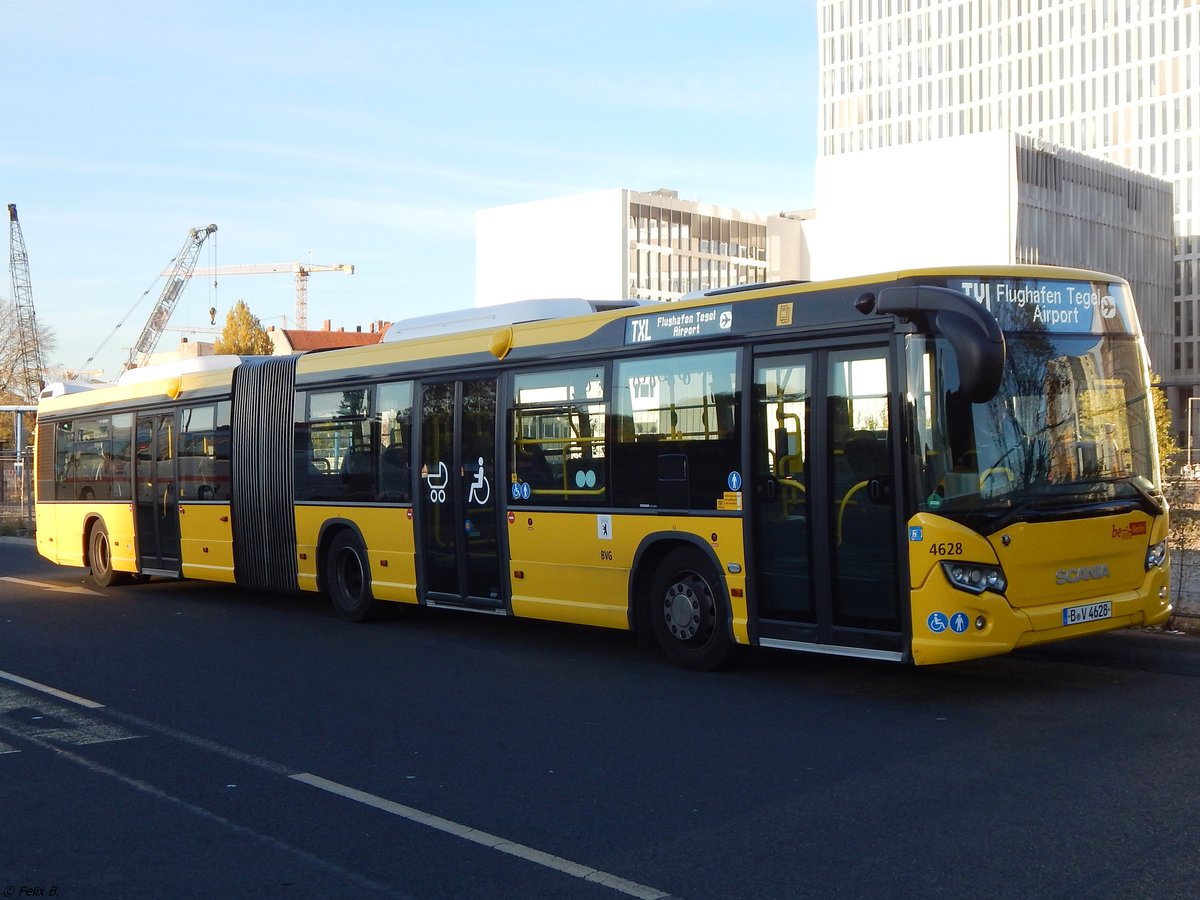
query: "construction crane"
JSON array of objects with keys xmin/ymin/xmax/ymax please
[
  {"xmin": 6, "ymin": 204, "xmax": 46, "ymax": 402},
  {"xmin": 189, "ymin": 262, "xmax": 354, "ymax": 329},
  {"xmin": 124, "ymin": 223, "xmax": 218, "ymax": 370}
]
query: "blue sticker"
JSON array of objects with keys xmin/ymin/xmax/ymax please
[
  {"xmin": 927, "ymin": 612, "xmax": 948, "ymax": 633},
  {"xmin": 727, "ymin": 471, "xmax": 743, "ymax": 491},
  {"xmin": 909, "ymin": 526, "xmax": 924, "ymax": 542},
  {"xmin": 950, "ymin": 612, "xmax": 969, "ymax": 634},
  {"xmin": 512, "ymin": 482, "xmax": 523, "ymax": 500},
  {"xmin": 520, "ymin": 482, "xmax": 531, "ymax": 500}
]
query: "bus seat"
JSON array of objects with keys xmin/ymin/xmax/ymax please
[
  {"xmin": 844, "ymin": 431, "xmax": 884, "ymax": 479},
  {"xmin": 515, "ymin": 445, "xmax": 554, "ymax": 486},
  {"xmin": 341, "ymin": 451, "xmax": 373, "ymax": 497},
  {"xmin": 379, "ymin": 444, "xmax": 411, "ymax": 500}
]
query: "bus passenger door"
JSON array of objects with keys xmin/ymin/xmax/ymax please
[
  {"xmin": 135, "ymin": 412, "xmax": 181, "ymax": 575},
  {"xmin": 752, "ymin": 345, "xmax": 902, "ymax": 656},
  {"xmin": 751, "ymin": 353, "xmax": 816, "ymax": 628},
  {"xmin": 417, "ymin": 378, "xmax": 504, "ymax": 610},
  {"xmin": 825, "ymin": 347, "xmax": 901, "ymax": 642}
]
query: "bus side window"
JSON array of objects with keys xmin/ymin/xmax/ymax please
[
  {"xmin": 378, "ymin": 381, "xmax": 414, "ymax": 503},
  {"xmin": 612, "ymin": 350, "xmax": 740, "ymax": 511},
  {"xmin": 511, "ymin": 367, "xmax": 607, "ymax": 506}
]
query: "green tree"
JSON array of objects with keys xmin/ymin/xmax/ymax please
[
  {"xmin": 1151, "ymin": 374, "xmax": 1178, "ymax": 475},
  {"xmin": 213, "ymin": 299, "xmax": 275, "ymax": 356}
]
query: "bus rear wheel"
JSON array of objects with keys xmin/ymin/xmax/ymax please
[
  {"xmin": 326, "ymin": 530, "xmax": 380, "ymax": 622},
  {"xmin": 88, "ymin": 520, "xmax": 130, "ymax": 587},
  {"xmin": 649, "ymin": 546, "xmax": 732, "ymax": 671}
]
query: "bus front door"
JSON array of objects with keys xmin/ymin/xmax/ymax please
[
  {"xmin": 417, "ymin": 378, "xmax": 504, "ymax": 611},
  {"xmin": 134, "ymin": 412, "xmax": 181, "ymax": 575},
  {"xmin": 752, "ymin": 345, "xmax": 903, "ymax": 659}
]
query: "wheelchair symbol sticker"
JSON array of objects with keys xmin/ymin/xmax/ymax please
[
  {"xmin": 469, "ymin": 457, "xmax": 491, "ymax": 505},
  {"xmin": 927, "ymin": 612, "xmax": 949, "ymax": 633}
]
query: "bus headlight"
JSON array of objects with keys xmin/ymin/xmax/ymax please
[
  {"xmin": 941, "ymin": 561, "xmax": 1007, "ymax": 595},
  {"xmin": 1145, "ymin": 540, "xmax": 1168, "ymax": 571}
]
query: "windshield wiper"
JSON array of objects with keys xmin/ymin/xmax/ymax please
[{"xmin": 1125, "ymin": 476, "xmax": 1165, "ymax": 515}]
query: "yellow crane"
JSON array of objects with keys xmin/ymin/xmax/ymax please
[{"xmin": 189, "ymin": 262, "xmax": 354, "ymax": 329}]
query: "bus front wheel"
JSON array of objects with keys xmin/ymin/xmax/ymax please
[
  {"xmin": 88, "ymin": 520, "xmax": 129, "ymax": 587},
  {"xmin": 649, "ymin": 546, "xmax": 732, "ymax": 671},
  {"xmin": 326, "ymin": 530, "xmax": 380, "ymax": 623}
]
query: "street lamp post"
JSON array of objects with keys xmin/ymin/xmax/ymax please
[{"xmin": 1188, "ymin": 397, "xmax": 1200, "ymax": 475}]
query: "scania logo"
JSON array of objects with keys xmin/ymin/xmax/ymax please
[{"xmin": 1056, "ymin": 564, "xmax": 1110, "ymax": 585}]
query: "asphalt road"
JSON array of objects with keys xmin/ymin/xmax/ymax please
[{"xmin": 2, "ymin": 536, "xmax": 1200, "ymax": 899}]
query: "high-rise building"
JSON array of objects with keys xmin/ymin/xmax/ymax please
[
  {"xmin": 818, "ymin": 0, "xmax": 1200, "ymax": 431},
  {"xmin": 475, "ymin": 188, "xmax": 810, "ymax": 307},
  {"xmin": 813, "ymin": 131, "xmax": 1173, "ymax": 376}
]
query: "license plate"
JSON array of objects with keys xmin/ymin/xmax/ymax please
[{"xmin": 1062, "ymin": 601, "xmax": 1112, "ymax": 626}]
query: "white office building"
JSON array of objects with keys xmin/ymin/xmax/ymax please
[
  {"xmin": 813, "ymin": 130, "xmax": 1174, "ymax": 373},
  {"xmin": 475, "ymin": 188, "xmax": 810, "ymax": 307},
  {"xmin": 817, "ymin": 0, "xmax": 1200, "ymax": 430}
]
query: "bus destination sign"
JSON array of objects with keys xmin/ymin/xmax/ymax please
[
  {"xmin": 625, "ymin": 305, "xmax": 734, "ymax": 345},
  {"xmin": 952, "ymin": 278, "xmax": 1132, "ymax": 334}
]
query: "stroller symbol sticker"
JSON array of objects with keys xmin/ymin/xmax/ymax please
[{"xmin": 425, "ymin": 460, "xmax": 449, "ymax": 503}]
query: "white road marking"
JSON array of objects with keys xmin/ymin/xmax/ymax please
[
  {"xmin": 0, "ymin": 668, "xmax": 105, "ymax": 708},
  {"xmin": 0, "ymin": 685, "xmax": 138, "ymax": 745},
  {"xmin": 0, "ymin": 669, "xmax": 670, "ymax": 896},
  {"xmin": 291, "ymin": 772, "xmax": 672, "ymax": 900},
  {"xmin": 103, "ymin": 707, "xmax": 295, "ymax": 776},
  {"xmin": 0, "ymin": 575, "xmax": 103, "ymax": 596},
  {"xmin": 0, "ymin": 723, "xmax": 403, "ymax": 898}
]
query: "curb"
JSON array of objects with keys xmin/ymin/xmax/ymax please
[{"xmin": 1168, "ymin": 613, "xmax": 1200, "ymax": 635}]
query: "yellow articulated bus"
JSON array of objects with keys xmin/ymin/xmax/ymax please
[{"xmin": 35, "ymin": 265, "xmax": 1171, "ymax": 667}]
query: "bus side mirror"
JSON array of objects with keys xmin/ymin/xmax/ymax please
[{"xmin": 870, "ymin": 285, "xmax": 1006, "ymax": 404}]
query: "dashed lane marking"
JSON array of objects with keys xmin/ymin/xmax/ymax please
[
  {"xmin": 0, "ymin": 670, "xmax": 672, "ymax": 897},
  {"xmin": 0, "ymin": 723, "xmax": 404, "ymax": 897},
  {"xmin": 0, "ymin": 668, "xmax": 105, "ymax": 708},
  {"xmin": 292, "ymin": 772, "xmax": 673, "ymax": 900}
]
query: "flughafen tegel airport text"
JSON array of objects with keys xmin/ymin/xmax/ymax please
[{"xmin": 958, "ymin": 280, "xmax": 1116, "ymax": 328}]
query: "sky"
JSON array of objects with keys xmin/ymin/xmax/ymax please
[{"xmin": 4, "ymin": 0, "xmax": 818, "ymax": 381}]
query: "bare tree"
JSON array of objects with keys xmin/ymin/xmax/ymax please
[{"xmin": 0, "ymin": 294, "xmax": 57, "ymax": 448}]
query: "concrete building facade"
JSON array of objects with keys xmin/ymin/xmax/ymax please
[
  {"xmin": 813, "ymin": 130, "xmax": 1174, "ymax": 375},
  {"xmin": 817, "ymin": 0, "xmax": 1200, "ymax": 432},
  {"xmin": 475, "ymin": 188, "xmax": 810, "ymax": 307}
]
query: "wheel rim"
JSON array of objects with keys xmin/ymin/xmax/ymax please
[
  {"xmin": 93, "ymin": 532, "xmax": 110, "ymax": 574},
  {"xmin": 336, "ymin": 547, "xmax": 365, "ymax": 605},
  {"xmin": 663, "ymin": 572, "xmax": 715, "ymax": 644}
]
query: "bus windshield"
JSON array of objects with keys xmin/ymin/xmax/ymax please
[{"xmin": 908, "ymin": 331, "xmax": 1160, "ymax": 525}]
